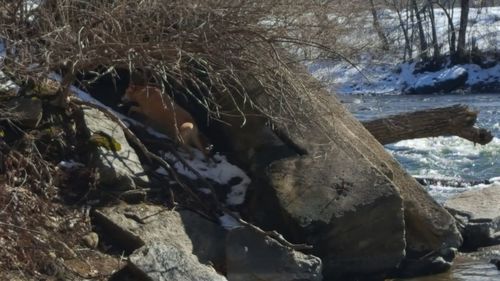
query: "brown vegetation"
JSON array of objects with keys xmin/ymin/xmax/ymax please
[
  {"xmin": 0, "ymin": 0, "xmax": 353, "ymax": 123},
  {"xmin": 0, "ymin": 1, "xmax": 354, "ymax": 278}
]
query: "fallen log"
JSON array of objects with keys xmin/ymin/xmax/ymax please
[{"xmin": 362, "ymin": 104, "xmax": 493, "ymax": 145}]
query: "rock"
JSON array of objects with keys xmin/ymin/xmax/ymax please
[
  {"xmin": 396, "ymin": 256, "xmax": 452, "ymax": 278},
  {"xmin": 82, "ymin": 232, "xmax": 99, "ymax": 248},
  {"xmin": 5, "ymin": 97, "xmax": 43, "ymax": 128},
  {"xmin": 406, "ymin": 66, "xmax": 468, "ymax": 94},
  {"xmin": 265, "ymin": 156, "xmax": 405, "ymax": 279},
  {"xmin": 226, "ymin": 227, "xmax": 322, "ymax": 281},
  {"xmin": 79, "ymin": 106, "xmax": 149, "ymax": 189},
  {"xmin": 491, "ymin": 259, "xmax": 500, "ymax": 270},
  {"xmin": 129, "ymin": 242, "xmax": 227, "ymax": 281},
  {"xmin": 216, "ymin": 59, "xmax": 461, "ymax": 278},
  {"xmin": 93, "ymin": 204, "xmax": 225, "ymax": 268},
  {"xmin": 217, "ymin": 72, "xmax": 406, "ymax": 279},
  {"xmin": 445, "ymin": 184, "xmax": 500, "ymax": 249}
]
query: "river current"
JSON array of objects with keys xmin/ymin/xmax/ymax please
[
  {"xmin": 342, "ymin": 93, "xmax": 500, "ymax": 202},
  {"xmin": 341, "ymin": 92, "xmax": 500, "ymax": 281}
]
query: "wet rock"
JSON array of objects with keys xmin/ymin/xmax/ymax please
[
  {"xmin": 93, "ymin": 204, "xmax": 225, "ymax": 268},
  {"xmin": 5, "ymin": 97, "xmax": 43, "ymax": 128},
  {"xmin": 445, "ymin": 183, "xmax": 500, "ymax": 249},
  {"xmin": 491, "ymin": 259, "xmax": 500, "ymax": 270},
  {"xmin": 396, "ymin": 256, "xmax": 452, "ymax": 278},
  {"xmin": 79, "ymin": 106, "xmax": 149, "ymax": 189},
  {"xmin": 226, "ymin": 227, "xmax": 322, "ymax": 281},
  {"xmin": 129, "ymin": 242, "xmax": 227, "ymax": 281}
]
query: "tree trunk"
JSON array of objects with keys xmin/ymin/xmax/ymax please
[
  {"xmin": 427, "ymin": 1, "xmax": 440, "ymax": 59},
  {"xmin": 457, "ymin": 0, "xmax": 470, "ymax": 60},
  {"xmin": 390, "ymin": 0, "xmax": 412, "ymax": 59},
  {"xmin": 370, "ymin": 0, "xmax": 390, "ymax": 51},
  {"xmin": 362, "ymin": 104, "xmax": 493, "ymax": 145},
  {"xmin": 411, "ymin": 0, "xmax": 429, "ymax": 58},
  {"xmin": 435, "ymin": 1, "xmax": 457, "ymax": 56}
]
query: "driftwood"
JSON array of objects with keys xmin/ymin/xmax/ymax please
[{"xmin": 362, "ymin": 104, "xmax": 493, "ymax": 145}]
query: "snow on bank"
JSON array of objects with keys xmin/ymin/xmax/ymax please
[
  {"xmin": 466, "ymin": 63, "xmax": 500, "ymax": 85},
  {"xmin": 310, "ymin": 58, "xmax": 500, "ymax": 95},
  {"xmin": 308, "ymin": 6, "xmax": 500, "ymax": 95},
  {"xmin": 413, "ymin": 66, "xmax": 467, "ymax": 89}
]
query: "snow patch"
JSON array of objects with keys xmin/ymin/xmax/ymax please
[
  {"xmin": 57, "ymin": 160, "xmax": 85, "ymax": 170},
  {"xmin": 413, "ymin": 66, "xmax": 467, "ymax": 89},
  {"xmin": 219, "ymin": 213, "xmax": 242, "ymax": 230},
  {"xmin": 164, "ymin": 151, "xmax": 251, "ymax": 206}
]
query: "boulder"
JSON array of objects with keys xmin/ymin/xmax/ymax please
[
  {"xmin": 405, "ymin": 66, "xmax": 468, "ymax": 94},
  {"xmin": 226, "ymin": 227, "xmax": 322, "ymax": 281},
  {"xmin": 129, "ymin": 242, "xmax": 227, "ymax": 281},
  {"xmin": 394, "ymin": 247, "xmax": 457, "ymax": 277},
  {"xmin": 445, "ymin": 184, "xmax": 500, "ymax": 249},
  {"xmin": 215, "ymin": 61, "xmax": 461, "ymax": 278},
  {"xmin": 491, "ymin": 258, "xmax": 500, "ymax": 270},
  {"xmin": 79, "ymin": 106, "xmax": 149, "ymax": 189},
  {"xmin": 93, "ymin": 204, "xmax": 225, "ymax": 269}
]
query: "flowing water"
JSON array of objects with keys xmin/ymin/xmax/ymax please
[{"xmin": 340, "ymin": 92, "xmax": 500, "ymax": 281}]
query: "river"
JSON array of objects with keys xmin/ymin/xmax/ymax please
[{"xmin": 340, "ymin": 92, "xmax": 500, "ymax": 280}]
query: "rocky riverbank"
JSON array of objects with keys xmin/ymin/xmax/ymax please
[
  {"xmin": 0, "ymin": 64, "xmax": 471, "ymax": 280},
  {"xmin": 310, "ymin": 56, "xmax": 500, "ymax": 96}
]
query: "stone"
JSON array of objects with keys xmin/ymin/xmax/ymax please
[
  {"xmin": 491, "ymin": 259, "xmax": 500, "ymax": 270},
  {"xmin": 79, "ymin": 106, "xmax": 149, "ymax": 189},
  {"xmin": 129, "ymin": 242, "xmax": 227, "ymax": 281},
  {"xmin": 226, "ymin": 227, "xmax": 322, "ymax": 281},
  {"xmin": 215, "ymin": 59, "xmax": 461, "ymax": 278},
  {"xmin": 445, "ymin": 184, "xmax": 500, "ymax": 249},
  {"xmin": 5, "ymin": 97, "xmax": 43, "ymax": 128},
  {"xmin": 265, "ymin": 156, "xmax": 405, "ymax": 279},
  {"xmin": 82, "ymin": 232, "xmax": 99, "ymax": 248},
  {"xmin": 406, "ymin": 66, "xmax": 468, "ymax": 95},
  {"xmin": 396, "ymin": 256, "xmax": 452, "ymax": 278},
  {"xmin": 93, "ymin": 204, "xmax": 225, "ymax": 268}
]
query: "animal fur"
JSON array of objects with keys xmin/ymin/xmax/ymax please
[{"xmin": 123, "ymin": 84, "xmax": 210, "ymax": 159}]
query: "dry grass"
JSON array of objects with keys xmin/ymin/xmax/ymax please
[{"xmin": 0, "ymin": 0, "xmax": 356, "ymax": 125}]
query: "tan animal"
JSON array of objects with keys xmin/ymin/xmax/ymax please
[{"xmin": 123, "ymin": 84, "xmax": 210, "ymax": 160}]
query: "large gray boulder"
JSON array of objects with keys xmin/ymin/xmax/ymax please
[
  {"xmin": 129, "ymin": 242, "xmax": 227, "ymax": 281},
  {"xmin": 226, "ymin": 227, "xmax": 322, "ymax": 281},
  {"xmin": 93, "ymin": 204, "xmax": 226, "ymax": 269},
  {"xmin": 214, "ymin": 62, "xmax": 461, "ymax": 279},
  {"xmin": 79, "ymin": 106, "xmax": 149, "ymax": 189},
  {"xmin": 445, "ymin": 184, "xmax": 500, "ymax": 249}
]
